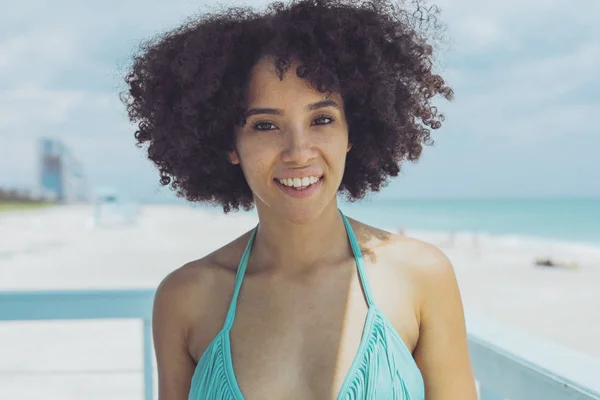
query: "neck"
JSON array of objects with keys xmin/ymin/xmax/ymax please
[{"xmin": 250, "ymin": 201, "xmax": 351, "ymax": 273}]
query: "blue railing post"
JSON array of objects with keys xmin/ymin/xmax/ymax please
[
  {"xmin": 0, "ymin": 289, "xmax": 156, "ymax": 400},
  {"xmin": 143, "ymin": 318, "xmax": 154, "ymax": 400},
  {"xmin": 480, "ymin": 386, "xmax": 503, "ymax": 400}
]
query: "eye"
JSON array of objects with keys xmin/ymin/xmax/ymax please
[
  {"xmin": 251, "ymin": 115, "xmax": 335, "ymax": 131},
  {"xmin": 313, "ymin": 115, "xmax": 335, "ymax": 125},
  {"xmin": 252, "ymin": 122, "xmax": 277, "ymax": 131}
]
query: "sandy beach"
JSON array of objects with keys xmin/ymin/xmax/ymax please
[{"xmin": 1, "ymin": 204, "xmax": 599, "ymax": 399}]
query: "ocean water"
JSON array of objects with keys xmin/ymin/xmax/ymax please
[
  {"xmin": 338, "ymin": 197, "xmax": 600, "ymax": 245},
  {"xmin": 190, "ymin": 197, "xmax": 600, "ymax": 245}
]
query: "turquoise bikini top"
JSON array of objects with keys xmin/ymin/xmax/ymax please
[{"xmin": 188, "ymin": 211, "xmax": 425, "ymax": 399}]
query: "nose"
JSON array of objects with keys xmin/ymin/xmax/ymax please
[{"xmin": 280, "ymin": 125, "xmax": 317, "ymax": 166}]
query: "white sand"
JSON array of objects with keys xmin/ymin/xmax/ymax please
[{"xmin": 1, "ymin": 204, "xmax": 599, "ymax": 399}]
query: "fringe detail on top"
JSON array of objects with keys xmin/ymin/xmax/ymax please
[
  {"xmin": 189, "ymin": 331, "xmax": 239, "ymax": 400},
  {"xmin": 189, "ymin": 306, "xmax": 424, "ymax": 400},
  {"xmin": 336, "ymin": 307, "xmax": 423, "ymax": 400}
]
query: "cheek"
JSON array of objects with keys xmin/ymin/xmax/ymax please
[
  {"xmin": 320, "ymin": 133, "xmax": 349, "ymax": 160},
  {"xmin": 237, "ymin": 141, "xmax": 274, "ymax": 180}
]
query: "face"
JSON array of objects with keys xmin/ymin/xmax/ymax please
[{"xmin": 229, "ymin": 56, "xmax": 351, "ymax": 223}]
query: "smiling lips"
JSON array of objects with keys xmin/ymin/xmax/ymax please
[{"xmin": 276, "ymin": 175, "xmax": 321, "ymax": 190}]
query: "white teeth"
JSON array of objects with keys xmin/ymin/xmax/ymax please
[{"xmin": 278, "ymin": 176, "xmax": 321, "ymax": 188}]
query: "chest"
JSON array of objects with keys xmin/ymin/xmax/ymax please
[{"xmin": 224, "ymin": 267, "xmax": 418, "ymax": 399}]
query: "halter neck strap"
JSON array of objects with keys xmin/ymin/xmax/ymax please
[
  {"xmin": 223, "ymin": 226, "xmax": 257, "ymax": 331},
  {"xmin": 339, "ymin": 210, "xmax": 375, "ymax": 307},
  {"xmin": 222, "ymin": 209, "xmax": 376, "ymax": 331}
]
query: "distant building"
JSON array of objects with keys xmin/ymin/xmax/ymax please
[{"xmin": 39, "ymin": 138, "xmax": 87, "ymax": 203}]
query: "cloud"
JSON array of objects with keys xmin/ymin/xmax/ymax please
[
  {"xmin": 435, "ymin": 0, "xmax": 600, "ymax": 53},
  {"xmin": 0, "ymin": 30, "xmax": 75, "ymax": 67},
  {"xmin": 0, "ymin": 135, "xmax": 38, "ymax": 189},
  {"xmin": 430, "ymin": 0, "xmax": 600, "ymax": 146},
  {"xmin": 442, "ymin": 38, "xmax": 600, "ymax": 140},
  {"xmin": 0, "ymin": 28, "xmax": 86, "ymax": 92},
  {"xmin": 506, "ymin": 42, "xmax": 600, "ymax": 86},
  {"xmin": 0, "ymin": 84, "xmax": 121, "ymax": 137}
]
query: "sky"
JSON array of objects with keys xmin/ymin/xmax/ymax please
[{"xmin": 1, "ymin": 0, "xmax": 599, "ymax": 203}]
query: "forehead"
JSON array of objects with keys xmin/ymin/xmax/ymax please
[{"xmin": 244, "ymin": 57, "xmax": 343, "ymax": 107}]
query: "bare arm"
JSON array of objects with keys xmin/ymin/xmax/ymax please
[
  {"xmin": 153, "ymin": 269, "xmax": 198, "ymax": 399},
  {"xmin": 413, "ymin": 245, "xmax": 478, "ymax": 400}
]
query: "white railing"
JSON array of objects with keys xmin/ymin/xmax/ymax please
[
  {"xmin": 1, "ymin": 289, "xmax": 599, "ymax": 400},
  {"xmin": 467, "ymin": 315, "xmax": 600, "ymax": 400}
]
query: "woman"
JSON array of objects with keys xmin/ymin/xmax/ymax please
[{"xmin": 122, "ymin": 0, "xmax": 477, "ymax": 398}]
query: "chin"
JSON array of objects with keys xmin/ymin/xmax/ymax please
[
  {"xmin": 277, "ymin": 199, "xmax": 338, "ymax": 225},
  {"xmin": 254, "ymin": 182, "xmax": 339, "ymax": 224}
]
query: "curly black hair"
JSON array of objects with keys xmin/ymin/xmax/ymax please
[{"xmin": 121, "ymin": 0, "xmax": 453, "ymax": 212}]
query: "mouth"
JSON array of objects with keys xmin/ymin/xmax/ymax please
[
  {"xmin": 276, "ymin": 175, "xmax": 321, "ymax": 189},
  {"xmin": 274, "ymin": 175, "xmax": 323, "ymax": 198}
]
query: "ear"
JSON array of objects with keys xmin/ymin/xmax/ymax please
[{"xmin": 228, "ymin": 150, "xmax": 240, "ymax": 165}]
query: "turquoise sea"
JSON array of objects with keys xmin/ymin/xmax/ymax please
[
  {"xmin": 338, "ymin": 197, "xmax": 600, "ymax": 245},
  {"xmin": 185, "ymin": 197, "xmax": 600, "ymax": 245}
]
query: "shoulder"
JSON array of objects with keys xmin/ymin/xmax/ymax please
[
  {"xmin": 151, "ymin": 257, "xmax": 219, "ymax": 347},
  {"xmin": 153, "ymin": 260, "xmax": 214, "ymax": 319},
  {"xmin": 155, "ymin": 228, "xmax": 253, "ymax": 298},
  {"xmin": 348, "ymin": 217, "xmax": 457, "ymax": 315},
  {"xmin": 153, "ymin": 230, "xmax": 254, "ymax": 341},
  {"xmin": 348, "ymin": 216, "xmax": 453, "ymax": 276}
]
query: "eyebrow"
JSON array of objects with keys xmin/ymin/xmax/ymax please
[{"xmin": 244, "ymin": 99, "xmax": 340, "ymax": 118}]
